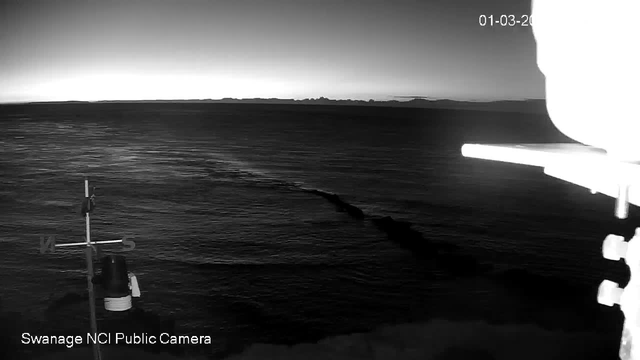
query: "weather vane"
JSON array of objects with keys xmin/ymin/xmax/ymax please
[{"xmin": 40, "ymin": 177, "xmax": 140, "ymax": 360}]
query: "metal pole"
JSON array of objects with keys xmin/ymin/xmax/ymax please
[{"xmin": 85, "ymin": 178, "xmax": 102, "ymax": 360}]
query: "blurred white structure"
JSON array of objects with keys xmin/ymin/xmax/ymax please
[
  {"xmin": 532, "ymin": 0, "xmax": 640, "ymax": 161},
  {"xmin": 462, "ymin": 1, "xmax": 640, "ymax": 359},
  {"xmin": 599, "ymin": 230, "xmax": 640, "ymax": 359}
]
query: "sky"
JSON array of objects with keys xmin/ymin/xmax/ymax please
[{"xmin": 0, "ymin": 0, "xmax": 544, "ymax": 103}]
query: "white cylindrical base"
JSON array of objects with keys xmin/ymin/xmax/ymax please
[{"xmin": 105, "ymin": 295, "xmax": 132, "ymax": 311}]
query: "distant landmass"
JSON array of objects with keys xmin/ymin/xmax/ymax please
[{"xmin": 14, "ymin": 97, "xmax": 548, "ymax": 114}]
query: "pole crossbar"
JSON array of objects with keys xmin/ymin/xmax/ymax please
[{"xmin": 56, "ymin": 239, "xmax": 124, "ymax": 247}]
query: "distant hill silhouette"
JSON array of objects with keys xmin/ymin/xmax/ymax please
[{"xmin": 16, "ymin": 97, "xmax": 548, "ymax": 114}]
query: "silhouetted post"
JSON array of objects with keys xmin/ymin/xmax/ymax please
[{"xmin": 84, "ymin": 178, "xmax": 102, "ymax": 360}]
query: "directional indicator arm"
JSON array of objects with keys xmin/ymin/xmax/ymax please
[
  {"xmin": 55, "ymin": 239, "xmax": 127, "ymax": 248},
  {"xmin": 41, "ymin": 236, "xmax": 136, "ymax": 253}
]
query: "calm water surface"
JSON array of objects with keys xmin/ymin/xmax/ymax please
[{"xmin": 0, "ymin": 103, "xmax": 630, "ymax": 358}]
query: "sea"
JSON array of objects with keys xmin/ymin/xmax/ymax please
[{"xmin": 0, "ymin": 102, "xmax": 634, "ymax": 359}]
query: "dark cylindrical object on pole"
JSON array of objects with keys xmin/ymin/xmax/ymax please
[
  {"xmin": 101, "ymin": 255, "xmax": 129, "ymax": 297},
  {"xmin": 100, "ymin": 255, "xmax": 132, "ymax": 311}
]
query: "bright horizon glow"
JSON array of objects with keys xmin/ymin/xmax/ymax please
[
  {"xmin": 0, "ymin": 72, "xmax": 540, "ymax": 104},
  {"xmin": 1, "ymin": 0, "xmax": 545, "ymax": 104},
  {"xmin": 16, "ymin": 74, "xmax": 304, "ymax": 102}
]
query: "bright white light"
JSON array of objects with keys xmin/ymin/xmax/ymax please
[
  {"xmin": 461, "ymin": 143, "xmax": 640, "ymax": 207},
  {"xmin": 532, "ymin": 0, "xmax": 640, "ymax": 160},
  {"xmin": 461, "ymin": 143, "xmax": 609, "ymax": 168}
]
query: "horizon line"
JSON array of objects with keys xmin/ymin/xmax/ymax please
[{"xmin": 0, "ymin": 96, "xmax": 546, "ymax": 105}]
